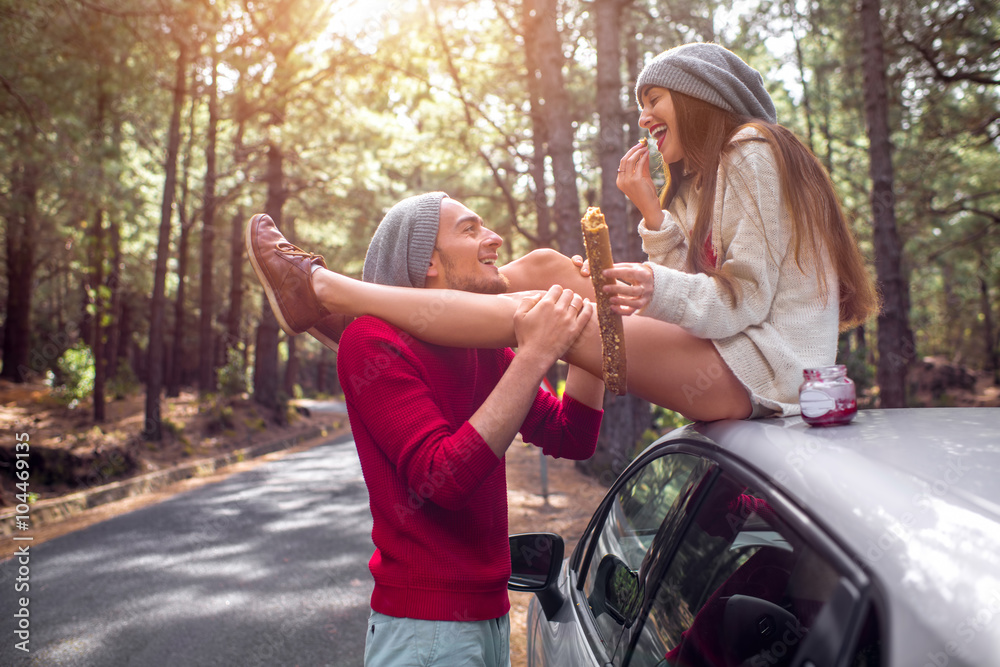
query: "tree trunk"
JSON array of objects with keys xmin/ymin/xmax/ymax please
[
  {"xmin": 532, "ymin": 0, "xmax": 582, "ymax": 256},
  {"xmin": 199, "ymin": 51, "xmax": 219, "ymax": 394},
  {"xmin": 1, "ymin": 156, "xmax": 39, "ymax": 383},
  {"xmin": 90, "ymin": 71, "xmax": 108, "ymax": 422},
  {"xmin": 144, "ymin": 49, "xmax": 186, "ymax": 441},
  {"xmin": 316, "ymin": 346, "xmax": 327, "ymax": 394},
  {"xmin": 623, "ymin": 10, "xmax": 645, "ymax": 261},
  {"xmin": 522, "ymin": 0, "xmax": 554, "ymax": 248},
  {"xmin": 577, "ymin": 0, "xmax": 651, "ymax": 482},
  {"xmin": 284, "ymin": 335, "xmax": 299, "ymax": 397},
  {"xmin": 106, "ymin": 215, "xmax": 123, "ymax": 386},
  {"xmin": 167, "ymin": 213, "xmax": 192, "ymax": 398},
  {"xmin": 227, "ymin": 209, "xmax": 245, "ymax": 352},
  {"xmin": 252, "ymin": 142, "xmax": 286, "ymax": 416},
  {"xmin": 788, "ymin": 3, "xmax": 816, "ymax": 154},
  {"xmin": 106, "ymin": 114, "xmax": 125, "ymax": 395},
  {"xmin": 167, "ymin": 90, "xmax": 197, "ymax": 399},
  {"xmin": 91, "ymin": 207, "xmax": 107, "ymax": 421},
  {"xmin": 594, "ymin": 0, "xmax": 630, "ymax": 261},
  {"xmin": 980, "ymin": 245, "xmax": 999, "ymax": 382},
  {"xmin": 860, "ymin": 0, "xmax": 915, "ymax": 408},
  {"xmin": 282, "ymin": 217, "xmax": 299, "ymax": 397}
]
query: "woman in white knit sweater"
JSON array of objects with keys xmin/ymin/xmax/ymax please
[
  {"xmin": 564, "ymin": 43, "xmax": 879, "ymax": 417},
  {"xmin": 249, "ymin": 44, "xmax": 878, "ymax": 422}
]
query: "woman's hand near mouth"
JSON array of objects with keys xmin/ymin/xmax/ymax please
[{"xmin": 616, "ymin": 142, "xmax": 664, "ymax": 230}]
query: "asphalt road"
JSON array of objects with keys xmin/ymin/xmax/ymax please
[{"xmin": 0, "ymin": 435, "xmax": 373, "ymax": 666}]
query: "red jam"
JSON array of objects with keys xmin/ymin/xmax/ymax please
[{"xmin": 799, "ymin": 365, "xmax": 857, "ymax": 427}]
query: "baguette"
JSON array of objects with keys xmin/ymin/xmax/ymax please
[{"xmin": 581, "ymin": 207, "xmax": 627, "ymax": 395}]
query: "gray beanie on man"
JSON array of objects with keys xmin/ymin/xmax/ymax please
[
  {"xmin": 362, "ymin": 191, "xmax": 447, "ymax": 288},
  {"xmin": 635, "ymin": 43, "xmax": 776, "ymax": 124}
]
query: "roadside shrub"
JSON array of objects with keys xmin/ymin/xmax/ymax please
[
  {"xmin": 218, "ymin": 347, "xmax": 249, "ymax": 397},
  {"xmin": 204, "ymin": 399, "xmax": 236, "ymax": 435},
  {"xmin": 50, "ymin": 344, "xmax": 95, "ymax": 404},
  {"xmin": 107, "ymin": 362, "xmax": 140, "ymax": 400}
]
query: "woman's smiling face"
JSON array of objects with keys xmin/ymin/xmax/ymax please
[{"xmin": 639, "ymin": 86, "xmax": 684, "ymax": 165}]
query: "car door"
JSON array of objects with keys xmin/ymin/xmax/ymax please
[
  {"xmin": 618, "ymin": 449, "xmax": 879, "ymax": 667},
  {"xmin": 556, "ymin": 445, "xmax": 714, "ymax": 666}
]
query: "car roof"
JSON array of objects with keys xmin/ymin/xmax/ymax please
[{"xmin": 686, "ymin": 408, "xmax": 1000, "ymax": 666}]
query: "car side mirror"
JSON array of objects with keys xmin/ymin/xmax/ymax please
[
  {"xmin": 590, "ymin": 553, "xmax": 643, "ymax": 628},
  {"xmin": 508, "ymin": 533, "xmax": 565, "ymax": 620}
]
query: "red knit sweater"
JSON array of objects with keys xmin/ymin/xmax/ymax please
[{"xmin": 338, "ymin": 316, "xmax": 602, "ymax": 622}]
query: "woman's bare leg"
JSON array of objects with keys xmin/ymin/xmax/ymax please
[
  {"xmin": 313, "ymin": 267, "xmax": 751, "ymax": 421},
  {"xmin": 313, "ymin": 268, "xmax": 522, "ymax": 348},
  {"xmin": 500, "ymin": 248, "xmax": 596, "ymax": 297},
  {"xmin": 617, "ymin": 318, "xmax": 752, "ymax": 421}
]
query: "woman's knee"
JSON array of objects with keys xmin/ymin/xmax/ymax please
[
  {"xmin": 502, "ymin": 248, "xmax": 574, "ymax": 291},
  {"xmin": 524, "ymin": 248, "xmax": 573, "ymax": 277}
]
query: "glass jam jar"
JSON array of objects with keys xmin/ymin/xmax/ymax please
[{"xmin": 799, "ymin": 365, "xmax": 857, "ymax": 427}]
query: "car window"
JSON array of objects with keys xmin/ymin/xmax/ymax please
[
  {"xmin": 582, "ymin": 453, "xmax": 701, "ymax": 651},
  {"xmin": 628, "ymin": 471, "xmax": 844, "ymax": 667}
]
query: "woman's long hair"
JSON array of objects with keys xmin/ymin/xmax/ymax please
[{"xmin": 658, "ymin": 90, "xmax": 880, "ymax": 330}]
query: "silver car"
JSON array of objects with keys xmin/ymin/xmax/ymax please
[{"xmin": 509, "ymin": 408, "xmax": 1000, "ymax": 667}]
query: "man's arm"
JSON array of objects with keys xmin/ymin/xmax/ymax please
[{"xmin": 468, "ymin": 286, "xmax": 593, "ymax": 459}]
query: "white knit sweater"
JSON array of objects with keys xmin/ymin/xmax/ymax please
[{"xmin": 638, "ymin": 128, "xmax": 840, "ymax": 415}]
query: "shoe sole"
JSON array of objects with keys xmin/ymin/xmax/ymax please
[
  {"xmin": 306, "ymin": 325, "xmax": 339, "ymax": 352},
  {"xmin": 245, "ymin": 213, "xmax": 300, "ymax": 338}
]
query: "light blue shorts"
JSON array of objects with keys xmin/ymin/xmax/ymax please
[{"xmin": 364, "ymin": 610, "xmax": 511, "ymax": 667}]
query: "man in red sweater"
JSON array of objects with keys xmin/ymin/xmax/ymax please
[{"xmin": 246, "ymin": 192, "xmax": 603, "ymax": 666}]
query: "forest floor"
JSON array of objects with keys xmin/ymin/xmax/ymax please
[{"xmin": 0, "ymin": 380, "xmax": 347, "ymax": 508}]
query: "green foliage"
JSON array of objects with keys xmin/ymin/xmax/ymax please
[
  {"xmin": 246, "ymin": 416, "xmax": 268, "ymax": 432},
  {"xmin": 201, "ymin": 396, "xmax": 236, "ymax": 435},
  {"xmin": 162, "ymin": 418, "xmax": 184, "ymax": 438},
  {"xmin": 639, "ymin": 406, "xmax": 691, "ymax": 450},
  {"xmin": 218, "ymin": 347, "xmax": 249, "ymax": 398},
  {"xmin": 107, "ymin": 362, "xmax": 140, "ymax": 400},
  {"xmin": 160, "ymin": 417, "xmax": 192, "ymax": 449},
  {"xmin": 51, "ymin": 344, "xmax": 95, "ymax": 403}
]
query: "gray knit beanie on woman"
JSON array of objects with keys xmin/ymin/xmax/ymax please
[
  {"xmin": 362, "ymin": 191, "xmax": 447, "ymax": 288},
  {"xmin": 635, "ymin": 43, "xmax": 777, "ymax": 124}
]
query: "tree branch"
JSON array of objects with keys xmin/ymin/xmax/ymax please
[
  {"xmin": 0, "ymin": 73, "xmax": 41, "ymax": 134},
  {"xmin": 898, "ymin": 33, "xmax": 1000, "ymax": 85}
]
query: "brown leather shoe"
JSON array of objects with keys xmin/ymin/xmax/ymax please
[
  {"xmin": 246, "ymin": 213, "xmax": 330, "ymax": 336},
  {"xmin": 307, "ymin": 313, "xmax": 355, "ymax": 351}
]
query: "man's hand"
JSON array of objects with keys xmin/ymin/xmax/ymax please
[
  {"xmin": 513, "ymin": 285, "xmax": 593, "ymax": 365},
  {"xmin": 602, "ymin": 262, "xmax": 655, "ymax": 316},
  {"xmin": 467, "ymin": 286, "xmax": 593, "ymax": 459}
]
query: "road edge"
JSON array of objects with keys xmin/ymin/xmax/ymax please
[{"xmin": 0, "ymin": 424, "xmax": 350, "ymax": 536}]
